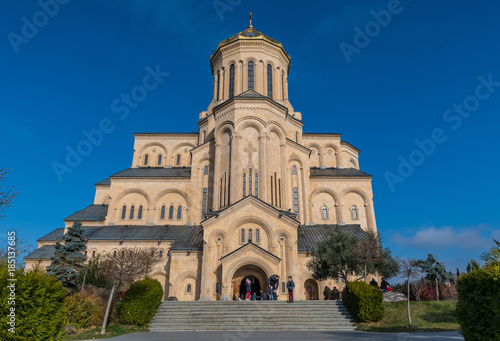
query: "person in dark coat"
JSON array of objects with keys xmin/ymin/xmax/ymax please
[
  {"xmin": 245, "ymin": 278, "xmax": 252, "ymax": 300},
  {"xmin": 267, "ymin": 284, "xmax": 274, "ymax": 300},
  {"xmin": 370, "ymin": 277, "xmax": 379, "ymax": 289},
  {"xmin": 286, "ymin": 276, "xmax": 295, "ymax": 303},
  {"xmin": 380, "ymin": 278, "xmax": 390, "ymax": 292},
  {"xmin": 267, "ymin": 274, "xmax": 280, "ymax": 300}
]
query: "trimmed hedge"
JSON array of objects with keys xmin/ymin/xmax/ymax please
[
  {"xmin": 456, "ymin": 263, "xmax": 500, "ymax": 340},
  {"xmin": 0, "ymin": 265, "xmax": 67, "ymax": 341},
  {"xmin": 343, "ymin": 281, "xmax": 384, "ymax": 322},
  {"xmin": 119, "ymin": 277, "xmax": 163, "ymax": 326}
]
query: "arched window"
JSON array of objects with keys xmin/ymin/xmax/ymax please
[
  {"xmin": 204, "ymin": 165, "xmax": 209, "ymax": 175},
  {"xmin": 216, "ymin": 70, "xmax": 220, "ymax": 100},
  {"xmin": 177, "ymin": 205, "xmax": 182, "ymax": 219},
  {"xmin": 243, "ymin": 173, "xmax": 246, "ymax": 197},
  {"xmin": 249, "ymin": 229, "xmax": 252, "ymax": 242},
  {"xmin": 176, "ymin": 154, "xmax": 181, "ymax": 165},
  {"xmin": 256, "ymin": 229, "xmax": 260, "ymax": 243},
  {"xmin": 267, "ymin": 64, "xmax": 273, "ymax": 99},
  {"xmin": 187, "ymin": 284, "xmax": 192, "ymax": 293},
  {"xmin": 138, "ymin": 205, "xmax": 143, "ymax": 219},
  {"xmin": 160, "ymin": 205, "xmax": 166, "ymax": 219},
  {"xmin": 292, "ymin": 165, "xmax": 297, "ymax": 175},
  {"xmin": 248, "ymin": 61, "xmax": 254, "ymax": 90},
  {"xmin": 92, "ymin": 250, "xmax": 96, "ymax": 258},
  {"xmin": 159, "ymin": 250, "xmax": 163, "ymax": 258},
  {"xmin": 229, "ymin": 64, "xmax": 235, "ymax": 98},
  {"xmin": 293, "ymin": 187, "xmax": 299, "ymax": 218},
  {"xmin": 144, "ymin": 154, "xmax": 149, "ymax": 166},
  {"xmin": 121, "ymin": 205, "xmax": 127, "ymax": 219},
  {"xmin": 202, "ymin": 187, "xmax": 208, "ymax": 216},
  {"xmin": 113, "ymin": 250, "xmax": 117, "ymax": 257},
  {"xmin": 249, "ymin": 169, "xmax": 252, "ymax": 195},
  {"xmin": 129, "ymin": 205, "xmax": 135, "ymax": 219},
  {"xmin": 168, "ymin": 205, "xmax": 174, "ymax": 219},
  {"xmin": 157, "ymin": 154, "xmax": 162, "ymax": 166},
  {"xmin": 352, "ymin": 205, "xmax": 358, "ymax": 219},
  {"xmin": 255, "ymin": 173, "xmax": 258, "ymax": 197},
  {"xmin": 322, "ymin": 205, "xmax": 328, "ymax": 220},
  {"xmin": 241, "ymin": 229, "xmax": 245, "ymax": 243}
]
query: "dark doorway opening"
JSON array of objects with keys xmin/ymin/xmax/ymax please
[{"xmin": 239, "ymin": 276, "xmax": 261, "ymax": 298}]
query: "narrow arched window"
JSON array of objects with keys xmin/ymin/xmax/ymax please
[
  {"xmin": 255, "ymin": 173, "xmax": 258, "ymax": 197},
  {"xmin": 243, "ymin": 173, "xmax": 246, "ymax": 197},
  {"xmin": 138, "ymin": 205, "xmax": 143, "ymax": 219},
  {"xmin": 129, "ymin": 205, "xmax": 135, "ymax": 219},
  {"xmin": 176, "ymin": 154, "xmax": 181, "ymax": 165},
  {"xmin": 159, "ymin": 250, "xmax": 163, "ymax": 257},
  {"xmin": 216, "ymin": 70, "xmax": 220, "ymax": 100},
  {"xmin": 121, "ymin": 205, "xmax": 127, "ymax": 219},
  {"xmin": 241, "ymin": 229, "xmax": 245, "ymax": 243},
  {"xmin": 293, "ymin": 187, "xmax": 299, "ymax": 218},
  {"xmin": 322, "ymin": 205, "xmax": 328, "ymax": 220},
  {"xmin": 144, "ymin": 154, "xmax": 149, "ymax": 166},
  {"xmin": 157, "ymin": 154, "xmax": 162, "ymax": 166},
  {"xmin": 177, "ymin": 205, "xmax": 182, "ymax": 219},
  {"xmin": 292, "ymin": 165, "xmax": 297, "ymax": 175},
  {"xmin": 249, "ymin": 229, "xmax": 252, "ymax": 242},
  {"xmin": 187, "ymin": 284, "xmax": 192, "ymax": 293},
  {"xmin": 249, "ymin": 169, "xmax": 252, "ymax": 195},
  {"xmin": 204, "ymin": 165, "xmax": 209, "ymax": 175},
  {"xmin": 113, "ymin": 250, "xmax": 117, "ymax": 257},
  {"xmin": 92, "ymin": 250, "xmax": 96, "ymax": 258},
  {"xmin": 267, "ymin": 64, "xmax": 273, "ymax": 99},
  {"xmin": 256, "ymin": 229, "xmax": 260, "ymax": 243},
  {"xmin": 229, "ymin": 64, "xmax": 235, "ymax": 98},
  {"xmin": 168, "ymin": 205, "xmax": 174, "ymax": 219},
  {"xmin": 352, "ymin": 205, "xmax": 358, "ymax": 219},
  {"xmin": 202, "ymin": 187, "xmax": 208, "ymax": 216},
  {"xmin": 248, "ymin": 61, "xmax": 254, "ymax": 90},
  {"xmin": 160, "ymin": 205, "xmax": 166, "ymax": 219}
]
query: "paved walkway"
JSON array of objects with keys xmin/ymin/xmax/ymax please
[{"xmin": 86, "ymin": 331, "xmax": 463, "ymax": 341}]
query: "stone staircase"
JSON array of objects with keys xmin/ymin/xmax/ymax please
[{"xmin": 149, "ymin": 300, "xmax": 355, "ymax": 331}]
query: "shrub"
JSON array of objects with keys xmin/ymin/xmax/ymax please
[
  {"xmin": 343, "ymin": 281, "xmax": 384, "ymax": 322},
  {"xmin": 456, "ymin": 263, "xmax": 500, "ymax": 340},
  {"xmin": 419, "ymin": 284, "xmax": 436, "ymax": 301},
  {"xmin": 0, "ymin": 264, "xmax": 67, "ymax": 341},
  {"xmin": 119, "ymin": 277, "xmax": 163, "ymax": 326},
  {"xmin": 439, "ymin": 284, "xmax": 457, "ymax": 301},
  {"xmin": 64, "ymin": 293, "xmax": 95, "ymax": 330}
]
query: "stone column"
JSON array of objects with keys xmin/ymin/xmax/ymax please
[
  {"xmin": 258, "ymin": 134, "xmax": 268, "ymax": 202},
  {"xmin": 280, "ymin": 143, "xmax": 288, "ymax": 209},
  {"xmin": 230, "ymin": 134, "xmax": 241, "ymax": 204}
]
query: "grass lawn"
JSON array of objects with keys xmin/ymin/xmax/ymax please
[
  {"xmin": 63, "ymin": 324, "xmax": 148, "ymax": 340},
  {"xmin": 356, "ymin": 300, "xmax": 460, "ymax": 332}
]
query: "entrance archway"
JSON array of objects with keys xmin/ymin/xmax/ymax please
[
  {"xmin": 304, "ymin": 279, "xmax": 319, "ymax": 300},
  {"xmin": 232, "ymin": 264, "xmax": 267, "ymax": 299}
]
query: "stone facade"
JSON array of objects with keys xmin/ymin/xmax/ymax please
[{"xmin": 26, "ymin": 23, "xmax": 378, "ymax": 301}]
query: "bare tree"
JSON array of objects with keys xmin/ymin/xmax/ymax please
[
  {"xmin": 399, "ymin": 258, "xmax": 422, "ymax": 328},
  {"xmin": 351, "ymin": 232, "xmax": 381, "ymax": 282},
  {"xmin": 0, "ymin": 168, "xmax": 19, "ymax": 219},
  {"xmin": 99, "ymin": 247, "xmax": 161, "ymax": 334},
  {"xmin": 410, "ymin": 277, "xmax": 426, "ymax": 306}
]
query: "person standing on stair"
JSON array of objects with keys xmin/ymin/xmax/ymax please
[
  {"xmin": 245, "ymin": 278, "xmax": 252, "ymax": 300},
  {"xmin": 286, "ymin": 276, "xmax": 295, "ymax": 303},
  {"xmin": 267, "ymin": 274, "xmax": 280, "ymax": 300}
]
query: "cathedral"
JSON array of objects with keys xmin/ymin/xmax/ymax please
[{"xmin": 26, "ymin": 19, "xmax": 377, "ymax": 301}]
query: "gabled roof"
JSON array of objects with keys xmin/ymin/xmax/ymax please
[
  {"xmin": 37, "ymin": 228, "xmax": 65, "ymax": 242},
  {"xmin": 297, "ymin": 224, "xmax": 369, "ymax": 251},
  {"xmin": 221, "ymin": 242, "xmax": 280, "ymax": 261},
  {"xmin": 64, "ymin": 204, "xmax": 108, "ymax": 222},
  {"xmin": 310, "ymin": 167, "xmax": 372, "ymax": 178},
  {"xmin": 236, "ymin": 89, "xmax": 267, "ymax": 98},
  {"xmin": 24, "ymin": 245, "xmax": 56, "ymax": 260},
  {"xmin": 95, "ymin": 178, "xmax": 111, "ymax": 186},
  {"xmin": 109, "ymin": 167, "xmax": 191, "ymax": 178}
]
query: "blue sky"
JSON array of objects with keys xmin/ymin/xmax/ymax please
[{"xmin": 1, "ymin": 0, "xmax": 499, "ymax": 278}]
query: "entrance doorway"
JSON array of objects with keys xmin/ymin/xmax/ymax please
[
  {"xmin": 232, "ymin": 264, "xmax": 267, "ymax": 299},
  {"xmin": 239, "ymin": 276, "xmax": 261, "ymax": 298},
  {"xmin": 304, "ymin": 279, "xmax": 319, "ymax": 300}
]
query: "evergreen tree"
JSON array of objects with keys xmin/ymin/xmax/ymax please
[
  {"xmin": 417, "ymin": 253, "xmax": 453, "ymax": 301},
  {"xmin": 47, "ymin": 220, "xmax": 87, "ymax": 289}
]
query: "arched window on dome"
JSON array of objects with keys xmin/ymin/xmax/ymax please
[
  {"xmin": 248, "ymin": 61, "xmax": 254, "ymax": 90},
  {"xmin": 352, "ymin": 205, "xmax": 358, "ymax": 220},
  {"xmin": 157, "ymin": 154, "xmax": 162, "ymax": 166},
  {"xmin": 138, "ymin": 205, "xmax": 143, "ymax": 220},
  {"xmin": 177, "ymin": 205, "xmax": 182, "ymax": 220},
  {"xmin": 293, "ymin": 187, "xmax": 299, "ymax": 218},
  {"xmin": 292, "ymin": 165, "xmax": 297, "ymax": 175},
  {"xmin": 204, "ymin": 165, "xmax": 209, "ymax": 175},
  {"xmin": 229, "ymin": 64, "xmax": 235, "ymax": 98},
  {"xmin": 129, "ymin": 205, "xmax": 135, "ymax": 219},
  {"xmin": 256, "ymin": 229, "xmax": 260, "ymax": 243},
  {"xmin": 241, "ymin": 229, "xmax": 245, "ymax": 243},
  {"xmin": 248, "ymin": 229, "xmax": 252, "ymax": 242},
  {"xmin": 249, "ymin": 169, "xmax": 252, "ymax": 195},
  {"xmin": 121, "ymin": 205, "xmax": 126, "ymax": 219},
  {"xmin": 160, "ymin": 205, "xmax": 166, "ymax": 219},
  {"xmin": 267, "ymin": 64, "xmax": 273, "ymax": 99},
  {"xmin": 143, "ymin": 154, "xmax": 149, "ymax": 166},
  {"xmin": 322, "ymin": 205, "xmax": 328, "ymax": 220},
  {"xmin": 168, "ymin": 205, "xmax": 174, "ymax": 220}
]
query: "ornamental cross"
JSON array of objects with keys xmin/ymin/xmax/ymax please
[{"xmin": 244, "ymin": 142, "xmax": 257, "ymax": 165}]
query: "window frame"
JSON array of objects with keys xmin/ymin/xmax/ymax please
[{"xmin": 229, "ymin": 64, "xmax": 235, "ymax": 98}]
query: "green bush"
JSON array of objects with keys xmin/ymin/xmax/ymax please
[
  {"xmin": 343, "ymin": 281, "xmax": 384, "ymax": 322},
  {"xmin": 119, "ymin": 277, "xmax": 163, "ymax": 326},
  {"xmin": 65, "ymin": 293, "xmax": 95, "ymax": 329},
  {"xmin": 0, "ymin": 264, "xmax": 67, "ymax": 341},
  {"xmin": 456, "ymin": 263, "xmax": 500, "ymax": 340}
]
